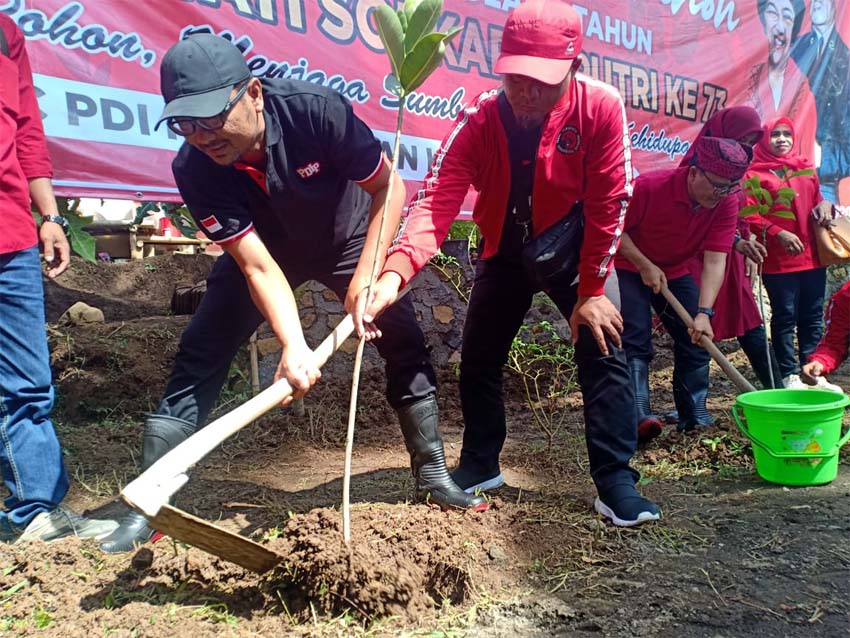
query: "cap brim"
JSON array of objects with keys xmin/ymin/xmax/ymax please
[
  {"xmin": 154, "ymin": 84, "xmax": 235, "ymax": 130},
  {"xmin": 494, "ymin": 55, "xmax": 573, "ymax": 85}
]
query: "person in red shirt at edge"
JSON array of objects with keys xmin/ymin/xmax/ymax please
[
  {"xmin": 802, "ymin": 280, "xmax": 850, "ymax": 391},
  {"xmin": 617, "ymin": 137, "xmax": 752, "ymax": 438},
  {"xmin": 746, "ymin": 116, "xmax": 838, "ymax": 391},
  {"xmin": 0, "ymin": 15, "xmax": 117, "ymax": 543},
  {"xmin": 356, "ymin": 0, "xmax": 660, "ymax": 527}
]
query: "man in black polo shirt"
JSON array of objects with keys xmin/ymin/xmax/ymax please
[{"xmin": 100, "ymin": 34, "xmax": 486, "ymax": 553}]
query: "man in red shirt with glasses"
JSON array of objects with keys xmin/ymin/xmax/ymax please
[
  {"xmin": 100, "ymin": 34, "xmax": 486, "ymax": 553},
  {"xmin": 617, "ymin": 136, "xmax": 752, "ymax": 439}
]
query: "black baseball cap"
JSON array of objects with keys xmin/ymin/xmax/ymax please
[{"xmin": 155, "ymin": 34, "xmax": 252, "ymax": 130}]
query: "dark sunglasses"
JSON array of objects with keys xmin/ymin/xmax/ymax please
[
  {"xmin": 698, "ymin": 168, "xmax": 741, "ymax": 196},
  {"xmin": 167, "ymin": 81, "xmax": 250, "ymax": 137}
]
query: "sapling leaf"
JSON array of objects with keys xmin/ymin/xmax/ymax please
[
  {"xmin": 771, "ymin": 210, "xmax": 797, "ymax": 219},
  {"xmin": 396, "ymin": 8, "xmax": 408, "ymax": 31},
  {"xmin": 374, "ymin": 5, "xmax": 405, "ymax": 84},
  {"xmin": 66, "ymin": 214, "xmax": 96, "ymax": 262},
  {"xmin": 404, "ymin": 0, "xmax": 441, "ymax": 53},
  {"xmin": 400, "ymin": 28, "xmax": 461, "ymax": 92},
  {"xmin": 777, "ymin": 187, "xmax": 796, "ymax": 200},
  {"xmin": 403, "ymin": 0, "xmax": 425, "ymax": 25}
]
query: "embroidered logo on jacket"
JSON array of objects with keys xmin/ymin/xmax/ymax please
[
  {"xmin": 556, "ymin": 126, "xmax": 581, "ymax": 154},
  {"xmin": 200, "ymin": 215, "xmax": 223, "ymax": 233},
  {"xmin": 296, "ymin": 161, "xmax": 321, "ymax": 178}
]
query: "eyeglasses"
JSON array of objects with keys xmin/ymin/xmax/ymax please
[
  {"xmin": 167, "ymin": 81, "xmax": 250, "ymax": 136},
  {"xmin": 698, "ymin": 168, "xmax": 741, "ymax": 196}
]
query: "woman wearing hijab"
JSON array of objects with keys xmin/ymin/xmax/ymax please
[{"xmin": 746, "ymin": 116, "xmax": 836, "ymax": 390}]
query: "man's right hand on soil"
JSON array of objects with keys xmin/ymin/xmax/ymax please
[{"xmin": 275, "ymin": 340, "xmax": 321, "ymax": 405}]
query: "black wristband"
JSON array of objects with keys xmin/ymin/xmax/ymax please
[{"xmin": 697, "ymin": 306, "xmax": 715, "ymax": 318}]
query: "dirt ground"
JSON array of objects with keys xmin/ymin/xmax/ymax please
[{"xmin": 1, "ymin": 255, "xmax": 848, "ymax": 637}]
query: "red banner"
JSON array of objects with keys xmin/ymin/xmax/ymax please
[{"xmin": 5, "ymin": 0, "xmax": 850, "ymax": 205}]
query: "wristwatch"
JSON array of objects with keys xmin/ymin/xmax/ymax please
[
  {"xmin": 696, "ymin": 306, "xmax": 715, "ymax": 318},
  {"xmin": 41, "ymin": 215, "xmax": 69, "ymax": 234}
]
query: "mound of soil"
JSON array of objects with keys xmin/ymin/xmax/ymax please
[{"xmin": 44, "ymin": 253, "xmax": 215, "ymax": 322}]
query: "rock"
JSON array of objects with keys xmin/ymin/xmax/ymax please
[
  {"xmin": 256, "ymin": 337, "xmax": 280, "ymax": 356},
  {"xmin": 62, "ymin": 301, "xmax": 104, "ymax": 325},
  {"xmin": 432, "ymin": 305, "xmax": 455, "ymax": 324},
  {"xmin": 130, "ymin": 547, "xmax": 154, "ymax": 570},
  {"xmin": 300, "ymin": 312, "xmax": 317, "ymax": 330},
  {"xmin": 488, "ymin": 544, "xmax": 508, "ymax": 562},
  {"xmin": 299, "ymin": 290, "xmax": 314, "ymax": 307}
]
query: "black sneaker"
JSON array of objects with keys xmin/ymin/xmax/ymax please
[
  {"xmin": 450, "ymin": 465, "xmax": 505, "ymax": 494},
  {"xmin": 594, "ymin": 486, "xmax": 661, "ymax": 527}
]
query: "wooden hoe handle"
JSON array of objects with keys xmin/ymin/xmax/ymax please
[
  {"xmin": 659, "ymin": 285, "xmax": 756, "ymax": 394},
  {"xmin": 122, "ymin": 313, "xmax": 356, "ymax": 518}
]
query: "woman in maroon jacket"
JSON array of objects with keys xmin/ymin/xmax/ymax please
[{"xmin": 746, "ymin": 116, "xmax": 832, "ymax": 389}]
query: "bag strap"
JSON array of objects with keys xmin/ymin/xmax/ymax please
[{"xmin": 497, "ymin": 92, "xmax": 539, "ymax": 240}]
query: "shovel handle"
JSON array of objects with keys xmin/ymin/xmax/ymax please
[
  {"xmin": 660, "ymin": 286, "xmax": 757, "ymax": 394},
  {"xmin": 123, "ymin": 312, "xmax": 357, "ymax": 517}
]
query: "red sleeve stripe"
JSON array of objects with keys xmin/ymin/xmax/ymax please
[
  {"xmin": 355, "ymin": 153, "xmax": 386, "ymax": 186},
  {"xmin": 216, "ymin": 223, "xmax": 254, "ymax": 246}
]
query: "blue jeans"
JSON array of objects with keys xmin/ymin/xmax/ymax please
[
  {"xmin": 619, "ymin": 270, "xmax": 712, "ymax": 428},
  {"xmin": 762, "ymin": 268, "xmax": 827, "ymax": 378},
  {"xmin": 0, "ymin": 247, "xmax": 69, "ymax": 537}
]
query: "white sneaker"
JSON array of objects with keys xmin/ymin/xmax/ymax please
[
  {"xmin": 14, "ymin": 508, "xmax": 118, "ymax": 544},
  {"xmin": 782, "ymin": 374, "xmax": 808, "ymax": 389},
  {"xmin": 812, "ymin": 375, "xmax": 845, "ymax": 394}
]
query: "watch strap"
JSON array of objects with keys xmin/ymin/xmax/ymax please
[{"xmin": 697, "ymin": 306, "xmax": 715, "ymax": 318}]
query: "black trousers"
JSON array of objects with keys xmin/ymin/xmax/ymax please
[
  {"xmin": 458, "ymin": 254, "xmax": 639, "ymax": 492},
  {"xmin": 154, "ymin": 236, "xmax": 437, "ymax": 428}
]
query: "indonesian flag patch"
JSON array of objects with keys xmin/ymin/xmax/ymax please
[{"xmin": 200, "ymin": 215, "xmax": 223, "ymax": 234}]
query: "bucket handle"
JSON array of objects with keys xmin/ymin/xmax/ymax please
[{"xmin": 732, "ymin": 404, "xmax": 850, "ymax": 459}]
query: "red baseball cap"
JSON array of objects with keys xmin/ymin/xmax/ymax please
[{"xmin": 494, "ymin": 0, "xmax": 583, "ymax": 85}]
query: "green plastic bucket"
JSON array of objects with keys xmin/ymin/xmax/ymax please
[{"xmin": 732, "ymin": 388, "xmax": 850, "ymax": 486}]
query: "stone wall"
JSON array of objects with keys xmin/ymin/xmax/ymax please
[{"xmin": 257, "ymin": 249, "xmax": 569, "ymax": 385}]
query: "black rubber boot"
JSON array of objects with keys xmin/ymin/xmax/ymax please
[
  {"xmin": 100, "ymin": 415, "xmax": 195, "ymax": 553},
  {"xmin": 672, "ymin": 364, "xmax": 714, "ymax": 432},
  {"xmin": 628, "ymin": 358, "xmax": 663, "ymax": 443},
  {"xmin": 397, "ymin": 397, "xmax": 489, "ymax": 511}
]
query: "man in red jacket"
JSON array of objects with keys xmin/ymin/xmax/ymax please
[
  {"xmin": 0, "ymin": 14, "xmax": 117, "ymax": 543},
  {"xmin": 359, "ymin": 0, "xmax": 659, "ymax": 527}
]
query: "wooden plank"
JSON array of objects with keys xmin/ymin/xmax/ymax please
[{"xmin": 148, "ymin": 504, "xmax": 283, "ymax": 573}]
